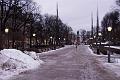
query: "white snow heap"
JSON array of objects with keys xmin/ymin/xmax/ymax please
[
  {"xmin": 0, "ymin": 49, "xmax": 43, "ymax": 70},
  {"xmin": 24, "ymin": 51, "xmax": 38, "ymax": 60}
]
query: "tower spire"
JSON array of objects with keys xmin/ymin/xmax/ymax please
[
  {"xmin": 91, "ymin": 13, "xmax": 94, "ymax": 38},
  {"xmin": 96, "ymin": 5, "xmax": 99, "ymax": 38},
  {"xmin": 56, "ymin": 2, "xmax": 60, "ymax": 45},
  {"xmin": 56, "ymin": 3, "xmax": 58, "ymax": 20}
]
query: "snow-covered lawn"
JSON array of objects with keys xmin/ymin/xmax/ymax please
[
  {"xmin": 88, "ymin": 46, "xmax": 120, "ymax": 77},
  {"xmin": 0, "ymin": 49, "xmax": 43, "ymax": 80}
]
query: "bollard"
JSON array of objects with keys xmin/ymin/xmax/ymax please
[
  {"xmin": 107, "ymin": 51, "xmax": 111, "ymax": 63},
  {"xmin": 97, "ymin": 48, "xmax": 100, "ymax": 54}
]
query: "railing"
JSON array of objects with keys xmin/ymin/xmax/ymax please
[{"xmin": 92, "ymin": 44, "xmax": 120, "ymax": 63}]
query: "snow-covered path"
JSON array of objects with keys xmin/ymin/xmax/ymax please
[{"xmin": 8, "ymin": 45, "xmax": 120, "ymax": 80}]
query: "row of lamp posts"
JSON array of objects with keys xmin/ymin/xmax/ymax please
[
  {"xmin": 4, "ymin": 28, "xmax": 63, "ymax": 48},
  {"xmin": 5, "ymin": 26, "xmax": 112, "ymax": 63},
  {"xmin": 50, "ymin": 37, "xmax": 66, "ymax": 45},
  {"xmin": 4, "ymin": 28, "xmax": 37, "ymax": 49}
]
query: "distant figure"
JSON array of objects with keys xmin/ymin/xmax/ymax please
[
  {"xmin": 76, "ymin": 44, "xmax": 77, "ymax": 49},
  {"xmin": 74, "ymin": 40, "xmax": 78, "ymax": 49}
]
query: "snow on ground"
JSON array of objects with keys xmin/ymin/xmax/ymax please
[
  {"xmin": 0, "ymin": 49, "xmax": 44, "ymax": 80},
  {"xmin": 87, "ymin": 46, "xmax": 108, "ymax": 57},
  {"xmin": 87, "ymin": 46, "xmax": 120, "ymax": 77},
  {"xmin": 93, "ymin": 41, "xmax": 110, "ymax": 45},
  {"xmin": 105, "ymin": 46, "xmax": 120, "ymax": 50},
  {"xmin": 0, "ymin": 45, "xmax": 71, "ymax": 80},
  {"xmin": 38, "ymin": 45, "xmax": 73, "ymax": 55}
]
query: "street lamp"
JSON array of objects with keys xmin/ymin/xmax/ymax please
[
  {"xmin": 63, "ymin": 38, "xmax": 66, "ymax": 46},
  {"xmin": 5, "ymin": 28, "xmax": 9, "ymax": 48},
  {"xmin": 33, "ymin": 33, "xmax": 36, "ymax": 37},
  {"xmin": 108, "ymin": 27, "xmax": 112, "ymax": 32},
  {"xmin": 98, "ymin": 32, "xmax": 102, "ymax": 44},
  {"xmin": 98, "ymin": 33, "xmax": 102, "ymax": 36},
  {"xmin": 32, "ymin": 33, "xmax": 36, "ymax": 47},
  {"xmin": 50, "ymin": 36, "xmax": 53, "ymax": 39},
  {"xmin": 90, "ymin": 38, "xmax": 93, "ymax": 39},
  {"xmin": 58, "ymin": 38, "xmax": 61, "ymax": 46},
  {"xmin": 94, "ymin": 36, "xmax": 96, "ymax": 39},
  {"xmin": 89, "ymin": 37, "xmax": 93, "ymax": 47},
  {"xmin": 50, "ymin": 36, "xmax": 53, "ymax": 45},
  {"xmin": 98, "ymin": 32, "xmax": 102, "ymax": 54},
  {"xmin": 5, "ymin": 28, "xmax": 9, "ymax": 33},
  {"xmin": 107, "ymin": 26, "xmax": 112, "ymax": 63}
]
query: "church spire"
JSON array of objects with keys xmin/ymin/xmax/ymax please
[
  {"xmin": 96, "ymin": 5, "xmax": 99, "ymax": 38},
  {"xmin": 91, "ymin": 13, "xmax": 94, "ymax": 38},
  {"xmin": 56, "ymin": 3, "xmax": 59, "ymax": 20}
]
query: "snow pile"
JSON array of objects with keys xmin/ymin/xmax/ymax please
[
  {"xmin": 0, "ymin": 49, "xmax": 44, "ymax": 80},
  {"xmin": 24, "ymin": 51, "xmax": 38, "ymax": 60},
  {"xmin": 0, "ymin": 49, "xmax": 43, "ymax": 70},
  {"xmin": 24, "ymin": 51, "xmax": 43, "ymax": 63},
  {"xmin": 0, "ymin": 53, "xmax": 9, "ymax": 65}
]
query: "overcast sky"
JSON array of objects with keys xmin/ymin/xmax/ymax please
[{"xmin": 34, "ymin": 0, "xmax": 115, "ymax": 32}]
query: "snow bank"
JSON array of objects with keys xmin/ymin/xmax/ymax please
[
  {"xmin": 24, "ymin": 51, "xmax": 38, "ymax": 60},
  {"xmin": 0, "ymin": 49, "xmax": 43, "ymax": 69},
  {"xmin": 24, "ymin": 51, "xmax": 43, "ymax": 63},
  {"xmin": 0, "ymin": 49, "xmax": 44, "ymax": 80}
]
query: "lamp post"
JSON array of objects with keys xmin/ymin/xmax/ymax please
[
  {"xmin": 98, "ymin": 32, "xmax": 102, "ymax": 54},
  {"xmin": 59, "ymin": 38, "xmax": 60, "ymax": 45},
  {"xmin": 64, "ymin": 38, "xmax": 66, "ymax": 41},
  {"xmin": 61, "ymin": 38, "xmax": 65, "ymax": 46},
  {"xmin": 107, "ymin": 26, "xmax": 112, "ymax": 63},
  {"xmin": 50, "ymin": 36, "xmax": 53, "ymax": 45},
  {"xmin": 64, "ymin": 38, "xmax": 66, "ymax": 44},
  {"xmin": 5, "ymin": 28, "xmax": 9, "ymax": 48},
  {"xmin": 90, "ymin": 37, "xmax": 93, "ymax": 47},
  {"xmin": 33, "ymin": 33, "xmax": 36, "ymax": 47},
  {"xmin": 96, "ymin": 34, "xmax": 100, "ymax": 55},
  {"xmin": 98, "ymin": 32, "xmax": 102, "ymax": 45}
]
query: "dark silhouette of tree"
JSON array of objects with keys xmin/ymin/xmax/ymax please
[
  {"xmin": 0, "ymin": 0, "xmax": 75, "ymax": 49},
  {"xmin": 81, "ymin": 30, "xmax": 86, "ymax": 42},
  {"xmin": 101, "ymin": 11, "xmax": 119, "ymax": 42}
]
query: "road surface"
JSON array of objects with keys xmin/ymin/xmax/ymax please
[{"xmin": 8, "ymin": 45, "xmax": 120, "ymax": 80}]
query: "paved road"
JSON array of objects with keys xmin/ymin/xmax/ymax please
[{"xmin": 8, "ymin": 45, "xmax": 120, "ymax": 80}]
